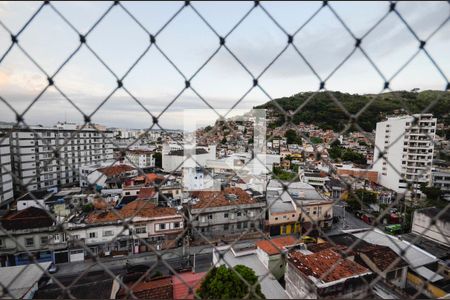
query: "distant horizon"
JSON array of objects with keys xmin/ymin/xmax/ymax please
[{"xmin": 0, "ymin": 88, "xmax": 445, "ymax": 131}]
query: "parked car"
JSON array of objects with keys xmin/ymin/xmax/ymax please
[
  {"xmin": 301, "ymin": 236, "xmax": 317, "ymax": 243},
  {"xmin": 48, "ymin": 263, "xmax": 58, "ymax": 274}
]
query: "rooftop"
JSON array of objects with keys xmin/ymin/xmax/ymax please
[
  {"xmin": 86, "ymin": 200, "xmax": 180, "ymax": 224},
  {"xmin": 256, "ymin": 236, "xmax": 300, "ymax": 256},
  {"xmin": 358, "ymin": 244, "xmax": 409, "ymax": 272},
  {"xmin": 118, "ymin": 276, "xmax": 173, "ymax": 299},
  {"xmin": 191, "ymin": 187, "xmax": 260, "ymax": 209},
  {"xmin": 288, "ymin": 248, "xmax": 370, "ymax": 284},
  {"xmin": 1, "ymin": 207, "xmax": 54, "ymax": 230},
  {"xmin": 415, "ymin": 207, "xmax": 450, "ymax": 223},
  {"xmin": 97, "ymin": 164, "xmax": 135, "ymax": 177},
  {"xmin": 168, "ymin": 148, "xmax": 209, "ymax": 156},
  {"xmin": 0, "ymin": 262, "xmax": 51, "ymax": 299},
  {"xmin": 172, "ymin": 272, "xmax": 206, "ymax": 299},
  {"xmin": 352, "ymin": 229, "xmax": 438, "ymax": 268},
  {"xmin": 215, "ymin": 247, "xmax": 289, "ymax": 299}
]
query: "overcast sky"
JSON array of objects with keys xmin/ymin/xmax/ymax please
[{"xmin": 0, "ymin": 1, "xmax": 449, "ymax": 130}]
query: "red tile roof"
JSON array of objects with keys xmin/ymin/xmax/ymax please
[
  {"xmin": 172, "ymin": 272, "xmax": 206, "ymax": 299},
  {"xmin": 191, "ymin": 187, "xmax": 258, "ymax": 209},
  {"xmin": 118, "ymin": 277, "xmax": 173, "ymax": 299},
  {"xmin": 137, "ymin": 187, "xmax": 156, "ymax": 200},
  {"xmin": 359, "ymin": 244, "xmax": 408, "ymax": 271},
  {"xmin": 86, "ymin": 200, "xmax": 180, "ymax": 224},
  {"xmin": 288, "ymin": 249, "xmax": 370, "ymax": 283},
  {"xmin": 1, "ymin": 207, "xmax": 54, "ymax": 230},
  {"xmin": 256, "ymin": 236, "xmax": 299, "ymax": 255},
  {"xmin": 97, "ymin": 164, "xmax": 135, "ymax": 177}
]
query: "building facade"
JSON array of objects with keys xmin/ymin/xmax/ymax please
[
  {"xmin": 10, "ymin": 125, "xmax": 114, "ymax": 193},
  {"xmin": 0, "ymin": 134, "xmax": 13, "ymax": 207},
  {"xmin": 373, "ymin": 114, "xmax": 436, "ymax": 197}
]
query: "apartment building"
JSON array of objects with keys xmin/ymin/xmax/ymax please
[
  {"xmin": 10, "ymin": 125, "xmax": 114, "ymax": 193},
  {"xmin": 125, "ymin": 149, "xmax": 155, "ymax": 169},
  {"xmin": 188, "ymin": 187, "xmax": 266, "ymax": 241},
  {"xmin": 0, "ymin": 134, "xmax": 13, "ymax": 207},
  {"xmin": 373, "ymin": 114, "xmax": 436, "ymax": 197}
]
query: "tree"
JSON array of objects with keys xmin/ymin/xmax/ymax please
[
  {"xmin": 204, "ymin": 125, "xmax": 212, "ymax": 132},
  {"xmin": 154, "ymin": 152, "xmax": 162, "ymax": 168},
  {"xmin": 310, "ymin": 136, "xmax": 323, "ymax": 144},
  {"xmin": 196, "ymin": 265, "xmax": 265, "ymax": 299},
  {"xmin": 285, "ymin": 129, "xmax": 302, "ymax": 145},
  {"xmin": 221, "ymin": 137, "xmax": 227, "ymax": 144}
]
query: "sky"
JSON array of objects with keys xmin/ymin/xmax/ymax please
[{"xmin": 0, "ymin": 1, "xmax": 448, "ymax": 130}]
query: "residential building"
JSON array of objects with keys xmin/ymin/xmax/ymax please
[
  {"xmin": 81, "ymin": 199, "xmax": 184, "ymax": 254},
  {"xmin": 0, "ymin": 134, "xmax": 13, "ymax": 207},
  {"xmin": 212, "ymin": 244, "xmax": 289, "ymax": 299},
  {"xmin": 255, "ymin": 236, "xmax": 301, "ymax": 279},
  {"xmin": 285, "ymin": 247, "xmax": 373, "ymax": 298},
  {"xmin": 431, "ymin": 168, "xmax": 450, "ymax": 196},
  {"xmin": 265, "ymin": 189, "xmax": 301, "ymax": 236},
  {"xmin": 16, "ymin": 190, "xmax": 53, "ymax": 211},
  {"xmin": 10, "ymin": 125, "xmax": 114, "ymax": 193},
  {"xmin": 162, "ymin": 144, "xmax": 216, "ymax": 173},
  {"xmin": 299, "ymin": 168, "xmax": 328, "ymax": 188},
  {"xmin": 125, "ymin": 149, "xmax": 155, "ymax": 169},
  {"xmin": 0, "ymin": 207, "xmax": 63, "ymax": 267},
  {"xmin": 372, "ymin": 114, "xmax": 436, "ymax": 197},
  {"xmin": 411, "ymin": 207, "xmax": 450, "ymax": 247},
  {"xmin": 188, "ymin": 187, "xmax": 265, "ymax": 241},
  {"xmin": 268, "ymin": 181, "xmax": 334, "ymax": 233}
]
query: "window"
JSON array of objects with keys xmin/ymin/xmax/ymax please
[
  {"xmin": 0, "ymin": 239, "xmax": 3, "ymax": 248},
  {"xmin": 237, "ymin": 212, "xmax": 242, "ymax": 217},
  {"xmin": 40, "ymin": 236, "xmax": 49, "ymax": 245},
  {"xmin": 135, "ymin": 227, "xmax": 146, "ymax": 234},
  {"xmin": 224, "ymin": 213, "xmax": 229, "ymax": 218},
  {"xmin": 89, "ymin": 232, "xmax": 97, "ymax": 238},
  {"xmin": 208, "ymin": 214, "xmax": 213, "ymax": 220},
  {"xmin": 25, "ymin": 237, "xmax": 34, "ymax": 247},
  {"xmin": 236, "ymin": 222, "xmax": 242, "ymax": 229},
  {"xmin": 224, "ymin": 224, "xmax": 229, "ymax": 230},
  {"xmin": 103, "ymin": 230, "xmax": 114, "ymax": 237},
  {"xmin": 174, "ymin": 222, "xmax": 180, "ymax": 228},
  {"xmin": 159, "ymin": 223, "xmax": 166, "ymax": 230}
]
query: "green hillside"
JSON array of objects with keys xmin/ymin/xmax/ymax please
[{"xmin": 256, "ymin": 90, "xmax": 450, "ymax": 132}]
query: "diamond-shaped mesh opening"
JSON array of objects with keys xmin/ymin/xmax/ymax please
[{"xmin": 0, "ymin": 1, "xmax": 449, "ymax": 300}]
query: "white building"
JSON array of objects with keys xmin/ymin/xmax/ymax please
[
  {"xmin": 0, "ymin": 134, "xmax": 13, "ymax": 207},
  {"xmin": 373, "ymin": 114, "xmax": 436, "ymax": 197},
  {"xmin": 125, "ymin": 149, "xmax": 155, "ymax": 168},
  {"xmin": 411, "ymin": 207, "xmax": 450, "ymax": 247},
  {"xmin": 162, "ymin": 144, "xmax": 216, "ymax": 173},
  {"xmin": 10, "ymin": 125, "xmax": 114, "ymax": 192}
]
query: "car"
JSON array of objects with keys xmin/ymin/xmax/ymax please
[
  {"xmin": 48, "ymin": 263, "xmax": 58, "ymax": 274},
  {"xmin": 301, "ymin": 236, "xmax": 317, "ymax": 243}
]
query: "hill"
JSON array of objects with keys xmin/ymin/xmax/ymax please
[{"xmin": 255, "ymin": 90, "xmax": 450, "ymax": 132}]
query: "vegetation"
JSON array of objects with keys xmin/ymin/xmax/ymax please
[
  {"xmin": 284, "ymin": 129, "xmax": 302, "ymax": 145},
  {"xmin": 310, "ymin": 136, "xmax": 323, "ymax": 144},
  {"xmin": 329, "ymin": 143, "xmax": 367, "ymax": 165},
  {"xmin": 346, "ymin": 189, "xmax": 377, "ymax": 211},
  {"xmin": 273, "ymin": 166, "xmax": 298, "ymax": 181},
  {"xmin": 196, "ymin": 265, "xmax": 265, "ymax": 299},
  {"xmin": 154, "ymin": 152, "xmax": 162, "ymax": 168},
  {"xmin": 257, "ymin": 90, "xmax": 450, "ymax": 132},
  {"xmin": 81, "ymin": 203, "xmax": 94, "ymax": 213}
]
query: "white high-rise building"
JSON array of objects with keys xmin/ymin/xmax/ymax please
[
  {"xmin": 373, "ymin": 114, "xmax": 436, "ymax": 197},
  {"xmin": 0, "ymin": 134, "xmax": 13, "ymax": 207},
  {"xmin": 10, "ymin": 125, "xmax": 114, "ymax": 193}
]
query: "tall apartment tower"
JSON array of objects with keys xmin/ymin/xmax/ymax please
[
  {"xmin": 10, "ymin": 125, "xmax": 114, "ymax": 193},
  {"xmin": 373, "ymin": 114, "xmax": 436, "ymax": 197},
  {"xmin": 0, "ymin": 134, "xmax": 14, "ymax": 207}
]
